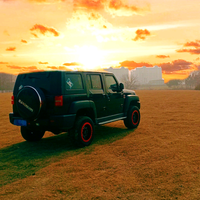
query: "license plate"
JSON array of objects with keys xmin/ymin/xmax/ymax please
[{"xmin": 14, "ymin": 119, "xmax": 27, "ymax": 126}]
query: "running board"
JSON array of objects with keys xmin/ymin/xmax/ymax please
[{"xmin": 97, "ymin": 116, "xmax": 126, "ymax": 125}]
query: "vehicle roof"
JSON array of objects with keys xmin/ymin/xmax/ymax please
[{"xmin": 18, "ymin": 70, "xmax": 113, "ymax": 75}]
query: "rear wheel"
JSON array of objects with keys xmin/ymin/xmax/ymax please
[
  {"xmin": 124, "ymin": 106, "xmax": 140, "ymax": 129},
  {"xmin": 69, "ymin": 116, "xmax": 94, "ymax": 147},
  {"xmin": 21, "ymin": 127, "xmax": 45, "ymax": 142}
]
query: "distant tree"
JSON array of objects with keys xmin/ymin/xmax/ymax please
[
  {"xmin": 185, "ymin": 70, "xmax": 200, "ymax": 89},
  {"xmin": 120, "ymin": 74, "xmax": 139, "ymax": 90},
  {"xmin": 166, "ymin": 79, "xmax": 182, "ymax": 88},
  {"xmin": 195, "ymin": 83, "xmax": 200, "ymax": 90}
]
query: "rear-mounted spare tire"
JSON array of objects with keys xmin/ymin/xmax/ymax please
[{"xmin": 16, "ymin": 86, "xmax": 46, "ymax": 120}]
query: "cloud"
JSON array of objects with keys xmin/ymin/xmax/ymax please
[
  {"xmin": 68, "ymin": 0, "xmax": 150, "ymax": 32},
  {"xmin": 0, "ymin": 62, "xmax": 9, "ymax": 64},
  {"xmin": 107, "ymin": 0, "xmax": 150, "ymax": 16},
  {"xmin": 7, "ymin": 65, "xmax": 39, "ymax": 72},
  {"xmin": 119, "ymin": 60, "xmax": 153, "ymax": 70},
  {"xmin": 47, "ymin": 66, "xmax": 73, "ymax": 70},
  {"xmin": 159, "ymin": 59, "xmax": 194, "ymax": 74},
  {"xmin": 133, "ymin": 29, "xmax": 150, "ymax": 41},
  {"xmin": 63, "ymin": 62, "xmax": 82, "ymax": 66},
  {"xmin": 73, "ymin": 0, "xmax": 149, "ymax": 16},
  {"xmin": 177, "ymin": 40, "xmax": 200, "ymax": 54},
  {"xmin": 119, "ymin": 59, "xmax": 197, "ymax": 74},
  {"xmin": 73, "ymin": 0, "xmax": 104, "ymax": 11},
  {"xmin": 30, "ymin": 24, "xmax": 60, "ymax": 38},
  {"xmin": 6, "ymin": 47, "xmax": 16, "ymax": 51},
  {"xmin": 21, "ymin": 39, "xmax": 28, "ymax": 43},
  {"xmin": 156, "ymin": 55, "xmax": 170, "ymax": 59},
  {"xmin": 67, "ymin": 10, "xmax": 112, "ymax": 31},
  {"xmin": 7, "ymin": 65, "xmax": 22, "ymax": 69},
  {"xmin": 39, "ymin": 61, "xmax": 48, "ymax": 64}
]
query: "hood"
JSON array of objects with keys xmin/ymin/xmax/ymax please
[{"xmin": 123, "ymin": 89, "xmax": 135, "ymax": 95}]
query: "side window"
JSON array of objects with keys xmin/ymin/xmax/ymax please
[
  {"xmin": 65, "ymin": 73, "xmax": 83, "ymax": 90},
  {"xmin": 105, "ymin": 75, "xmax": 118, "ymax": 92},
  {"xmin": 87, "ymin": 75, "xmax": 102, "ymax": 90}
]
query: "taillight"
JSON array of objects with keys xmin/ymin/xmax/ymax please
[
  {"xmin": 11, "ymin": 95, "xmax": 14, "ymax": 105},
  {"xmin": 55, "ymin": 96, "xmax": 63, "ymax": 106}
]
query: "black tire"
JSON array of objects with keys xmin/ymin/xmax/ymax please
[
  {"xmin": 69, "ymin": 116, "xmax": 94, "ymax": 147},
  {"xmin": 124, "ymin": 106, "xmax": 140, "ymax": 129},
  {"xmin": 21, "ymin": 127, "xmax": 45, "ymax": 142},
  {"xmin": 16, "ymin": 86, "xmax": 46, "ymax": 120}
]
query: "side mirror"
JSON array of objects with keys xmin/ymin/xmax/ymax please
[
  {"xmin": 110, "ymin": 84, "xmax": 118, "ymax": 92},
  {"xmin": 119, "ymin": 83, "xmax": 124, "ymax": 92}
]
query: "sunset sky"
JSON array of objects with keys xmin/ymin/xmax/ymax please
[{"xmin": 0, "ymin": 0, "xmax": 200, "ymax": 82}]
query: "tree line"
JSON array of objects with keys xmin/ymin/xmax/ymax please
[
  {"xmin": 0, "ymin": 73, "xmax": 16, "ymax": 91},
  {"xmin": 166, "ymin": 70, "xmax": 200, "ymax": 90}
]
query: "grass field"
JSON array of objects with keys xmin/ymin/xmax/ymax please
[{"xmin": 0, "ymin": 90, "xmax": 200, "ymax": 199}]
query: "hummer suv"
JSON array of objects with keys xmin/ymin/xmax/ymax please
[{"xmin": 9, "ymin": 71, "xmax": 140, "ymax": 147}]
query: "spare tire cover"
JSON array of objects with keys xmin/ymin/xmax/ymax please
[{"xmin": 16, "ymin": 86, "xmax": 45, "ymax": 120}]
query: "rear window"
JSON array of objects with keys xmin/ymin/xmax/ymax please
[
  {"xmin": 14, "ymin": 72, "xmax": 61, "ymax": 95},
  {"xmin": 65, "ymin": 73, "xmax": 83, "ymax": 90}
]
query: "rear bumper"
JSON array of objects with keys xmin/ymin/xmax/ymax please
[{"xmin": 9, "ymin": 113, "xmax": 76, "ymax": 131}]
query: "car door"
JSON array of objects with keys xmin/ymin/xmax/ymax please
[
  {"xmin": 104, "ymin": 74, "xmax": 124, "ymax": 116},
  {"xmin": 86, "ymin": 74, "xmax": 107, "ymax": 118}
]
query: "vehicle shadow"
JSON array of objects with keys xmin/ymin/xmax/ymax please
[{"xmin": 0, "ymin": 125, "xmax": 134, "ymax": 187}]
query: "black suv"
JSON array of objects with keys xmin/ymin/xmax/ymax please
[{"xmin": 9, "ymin": 71, "xmax": 140, "ymax": 147}]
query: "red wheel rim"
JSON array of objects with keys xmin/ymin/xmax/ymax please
[
  {"xmin": 131, "ymin": 110, "xmax": 139, "ymax": 125},
  {"xmin": 81, "ymin": 122, "xmax": 93, "ymax": 143}
]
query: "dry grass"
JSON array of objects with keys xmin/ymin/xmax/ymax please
[{"xmin": 0, "ymin": 91, "xmax": 200, "ymax": 199}]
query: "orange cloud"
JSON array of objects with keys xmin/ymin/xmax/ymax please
[
  {"xmin": 47, "ymin": 66, "xmax": 58, "ymax": 69},
  {"xmin": 30, "ymin": 24, "xmax": 60, "ymax": 37},
  {"xmin": 7, "ymin": 65, "xmax": 22, "ymax": 69},
  {"xmin": 177, "ymin": 40, "xmax": 200, "ymax": 54},
  {"xmin": 119, "ymin": 60, "xmax": 153, "ymax": 70},
  {"xmin": 73, "ymin": 0, "xmax": 104, "ymax": 11},
  {"xmin": 21, "ymin": 39, "xmax": 28, "ymax": 43},
  {"xmin": 156, "ymin": 55, "xmax": 170, "ymax": 59},
  {"xmin": 159, "ymin": 59, "xmax": 194, "ymax": 74},
  {"xmin": 68, "ymin": 0, "xmax": 149, "ymax": 32},
  {"xmin": 0, "ymin": 62, "xmax": 9, "ymax": 64},
  {"xmin": 47, "ymin": 66, "xmax": 72, "ymax": 70},
  {"xmin": 119, "ymin": 59, "xmax": 196, "ymax": 75},
  {"xmin": 133, "ymin": 29, "xmax": 150, "ymax": 41},
  {"xmin": 6, "ymin": 47, "xmax": 16, "ymax": 51},
  {"xmin": 73, "ymin": 0, "xmax": 149, "ymax": 16},
  {"xmin": 108, "ymin": 0, "xmax": 148, "ymax": 15},
  {"xmin": 184, "ymin": 40, "xmax": 200, "ymax": 48},
  {"xmin": 7, "ymin": 65, "xmax": 39, "ymax": 73},
  {"xmin": 39, "ymin": 61, "xmax": 48, "ymax": 64},
  {"xmin": 63, "ymin": 62, "xmax": 82, "ymax": 66}
]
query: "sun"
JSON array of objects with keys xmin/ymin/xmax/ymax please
[{"xmin": 76, "ymin": 45, "xmax": 105, "ymax": 70}]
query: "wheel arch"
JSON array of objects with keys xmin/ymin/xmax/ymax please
[
  {"xmin": 123, "ymin": 95, "xmax": 140, "ymax": 114},
  {"xmin": 69, "ymin": 100, "xmax": 97, "ymax": 123}
]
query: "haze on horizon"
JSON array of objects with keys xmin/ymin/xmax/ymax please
[{"xmin": 0, "ymin": 0, "xmax": 200, "ymax": 82}]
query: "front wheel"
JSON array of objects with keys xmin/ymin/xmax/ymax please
[
  {"xmin": 69, "ymin": 116, "xmax": 94, "ymax": 147},
  {"xmin": 124, "ymin": 106, "xmax": 140, "ymax": 129},
  {"xmin": 21, "ymin": 127, "xmax": 45, "ymax": 142}
]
